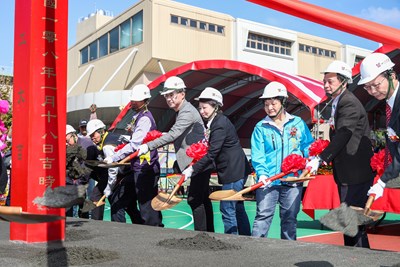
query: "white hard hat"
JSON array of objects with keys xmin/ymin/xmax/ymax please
[
  {"xmin": 160, "ymin": 76, "xmax": 186, "ymax": 95},
  {"xmin": 195, "ymin": 87, "xmax": 223, "ymax": 106},
  {"xmin": 66, "ymin": 124, "xmax": 76, "ymax": 135},
  {"xmin": 322, "ymin": 61, "xmax": 353, "ymax": 84},
  {"xmin": 259, "ymin": 81, "xmax": 288, "ymax": 99},
  {"xmin": 87, "ymin": 119, "xmax": 106, "ymax": 136},
  {"xmin": 358, "ymin": 53, "xmax": 395, "ymax": 85},
  {"xmin": 130, "ymin": 84, "xmax": 151, "ymax": 101}
]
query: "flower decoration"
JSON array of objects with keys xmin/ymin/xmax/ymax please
[
  {"xmin": 387, "ymin": 127, "xmax": 400, "ymax": 142},
  {"xmin": 186, "ymin": 141, "xmax": 209, "ymax": 163},
  {"xmin": 289, "ymin": 127, "xmax": 297, "ymax": 137},
  {"xmin": 370, "ymin": 149, "xmax": 392, "ymax": 177},
  {"xmin": 309, "ymin": 139, "xmax": 330, "ymax": 156},
  {"xmin": 0, "ymin": 100, "xmax": 9, "ymax": 153},
  {"xmin": 281, "ymin": 154, "xmax": 306, "ymax": 173},
  {"xmin": 142, "ymin": 130, "xmax": 163, "ymax": 144}
]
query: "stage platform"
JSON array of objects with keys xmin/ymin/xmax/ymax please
[{"xmin": 0, "ymin": 218, "xmax": 399, "ymax": 266}]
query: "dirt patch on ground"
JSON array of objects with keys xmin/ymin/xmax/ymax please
[
  {"xmin": 33, "ymin": 246, "xmax": 120, "ymax": 266},
  {"xmin": 157, "ymin": 232, "xmax": 241, "ymax": 251}
]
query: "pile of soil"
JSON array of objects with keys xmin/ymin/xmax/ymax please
[{"xmin": 157, "ymin": 232, "xmax": 241, "ymax": 251}]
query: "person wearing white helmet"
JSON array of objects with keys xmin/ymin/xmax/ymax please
[
  {"xmin": 138, "ymin": 76, "xmax": 214, "ymax": 232},
  {"xmin": 104, "ymin": 84, "xmax": 162, "ymax": 226},
  {"xmin": 358, "ymin": 53, "xmax": 400, "ymax": 201},
  {"xmin": 87, "ymin": 119, "xmax": 141, "ymax": 222},
  {"xmin": 251, "ymin": 81, "xmax": 314, "ymax": 240},
  {"xmin": 65, "ymin": 124, "xmax": 92, "ymax": 218},
  {"xmin": 306, "ymin": 60, "xmax": 375, "ymax": 248},
  {"xmin": 181, "ymin": 87, "xmax": 252, "ymax": 235}
]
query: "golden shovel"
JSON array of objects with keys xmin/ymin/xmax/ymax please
[
  {"xmin": 0, "ymin": 206, "xmax": 64, "ymax": 224},
  {"xmin": 151, "ymin": 174, "xmax": 186, "ymax": 211}
]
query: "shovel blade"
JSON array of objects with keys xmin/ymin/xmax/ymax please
[
  {"xmin": 209, "ymin": 190, "xmax": 237, "ymax": 200},
  {"xmin": 350, "ymin": 206, "xmax": 384, "ymax": 225},
  {"xmin": 0, "ymin": 206, "xmax": 64, "ymax": 224},
  {"xmin": 151, "ymin": 192, "xmax": 182, "ymax": 211}
]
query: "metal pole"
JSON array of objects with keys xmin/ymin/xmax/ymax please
[
  {"xmin": 67, "ymin": 64, "xmax": 94, "ymax": 95},
  {"xmin": 99, "ymin": 48, "xmax": 138, "ymax": 92},
  {"xmin": 157, "ymin": 60, "xmax": 166, "ymax": 75}
]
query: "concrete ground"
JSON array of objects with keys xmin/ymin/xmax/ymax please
[{"xmin": 0, "ymin": 218, "xmax": 399, "ymax": 267}]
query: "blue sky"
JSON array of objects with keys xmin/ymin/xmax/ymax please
[{"xmin": 1, "ymin": 0, "xmax": 399, "ymax": 75}]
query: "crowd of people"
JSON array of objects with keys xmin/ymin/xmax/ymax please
[{"xmin": 12, "ymin": 52, "xmax": 395, "ymax": 249}]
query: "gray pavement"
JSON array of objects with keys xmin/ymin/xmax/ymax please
[{"xmin": 0, "ymin": 218, "xmax": 399, "ymax": 267}]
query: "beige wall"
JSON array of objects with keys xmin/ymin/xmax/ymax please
[
  {"xmin": 297, "ymin": 33, "xmax": 342, "ymax": 80},
  {"xmin": 151, "ymin": 0, "xmax": 234, "ymax": 62},
  {"xmin": 68, "ymin": 0, "xmax": 152, "ymax": 96},
  {"xmin": 68, "ymin": 0, "xmax": 234, "ymax": 97}
]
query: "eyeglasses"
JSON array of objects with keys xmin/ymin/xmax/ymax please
[
  {"xmin": 163, "ymin": 92, "xmax": 178, "ymax": 100},
  {"xmin": 363, "ymin": 77, "xmax": 385, "ymax": 91}
]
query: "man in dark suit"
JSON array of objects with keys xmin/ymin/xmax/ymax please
[
  {"xmin": 357, "ymin": 53, "xmax": 399, "ymax": 199},
  {"xmin": 307, "ymin": 60, "xmax": 375, "ymax": 248},
  {"xmin": 181, "ymin": 87, "xmax": 252, "ymax": 235}
]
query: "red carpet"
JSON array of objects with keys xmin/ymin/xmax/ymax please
[{"xmin": 298, "ymin": 223, "xmax": 400, "ymax": 252}]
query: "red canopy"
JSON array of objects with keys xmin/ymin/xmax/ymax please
[{"xmin": 110, "ymin": 60, "xmax": 326, "ymax": 147}]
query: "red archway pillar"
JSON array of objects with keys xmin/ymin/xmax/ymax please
[{"xmin": 10, "ymin": 0, "xmax": 68, "ymax": 242}]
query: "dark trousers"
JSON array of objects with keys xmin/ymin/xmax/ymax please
[
  {"xmin": 108, "ymin": 172, "xmax": 143, "ymax": 224},
  {"xmin": 133, "ymin": 169, "xmax": 163, "ymax": 226},
  {"xmin": 338, "ymin": 180, "xmax": 373, "ymax": 248},
  {"xmin": 187, "ymin": 169, "xmax": 214, "ymax": 232},
  {"xmin": 90, "ymin": 177, "xmax": 108, "ymax": 220}
]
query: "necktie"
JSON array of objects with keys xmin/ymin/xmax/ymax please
[
  {"xmin": 384, "ymin": 103, "xmax": 392, "ymax": 168},
  {"xmin": 386, "ymin": 103, "xmax": 392, "ymax": 126}
]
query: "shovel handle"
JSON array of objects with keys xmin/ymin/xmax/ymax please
[
  {"xmin": 0, "ymin": 206, "xmax": 23, "ymax": 215},
  {"xmin": 119, "ymin": 150, "xmax": 139, "ymax": 164},
  {"xmin": 298, "ymin": 168, "xmax": 311, "ymax": 179},
  {"xmin": 95, "ymin": 195, "xmax": 107, "ymax": 207},
  {"xmin": 364, "ymin": 194, "xmax": 375, "ymax": 215},
  {"xmin": 251, "ymin": 172, "xmax": 287, "ymax": 191}
]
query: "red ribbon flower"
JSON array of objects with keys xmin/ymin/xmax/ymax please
[
  {"xmin": 309, "ymin": 139, "xmax": 330, "ymax": 156},
  {"xmin": 371, "ymin": 149, "xmax": 392, "ymax": 177},
  {"xmin": 186, "ymin": 141, "xmax": 208, "ymax": 162},
  {"xmin": 142, "ymin": 130, "xmax": 163, "ymax": 144},
  {"xmin": 281, "ymin": 154, "xmax": 306, "ymax": 173}
]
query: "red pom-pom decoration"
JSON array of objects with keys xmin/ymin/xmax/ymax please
[
  {"xmin": 371, "ymin": 149, "xmax": 392, "ymax": 177},
  {"xmin": 309, "ymin": 139, "xmax": 330, "ymax": 157},
  {"xmin": 142, "ymin": 130, "xmax": 163, "ymax": 144},
  {"xmin": 281, "ymin": 154, "xmax": 306, "ymax": 173},
  {"xmin": 186, "ymin": 141, "xmax": 209, "ymax": 162}
]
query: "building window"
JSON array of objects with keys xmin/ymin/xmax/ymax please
[
  {"xmin": 120, "ymin": 19, "xmax": 131, "ymax": 49},
  {"xmin": 132, "ymin": 10, "xmax": 143, "ymax": 45},
  {"xmin": 190, "ymin": 19, "xmax": 197, "ymax": 28},
  {"xmin": 170, "ymin": 15, "xmax": 225, "ymax": 35},
  {"xmin": 247, "ymin": 32, "xmax": 292, "ymax": 56},
  {"xmin": 354, "ymin": 56, "xmax": 364, "ymax": 66},
  {"xmin": 99, "ymin": 34, "xmax": 108, "ymax": 58},
  {"xmin": 299, "ymin": 43, "xmax": 337, "ymax": 59},
  {"xmin": 208, "ymin": 24, "xmax": 216, "ymax": 32},
  {"xmin": 79, "ymin": 10, "xmax": 143, "ymax": 65},
  {"xmin": 199, "ymin": 21, "xmax": 206, "ymax": 30},
  {"xmin": 180, "ymin": 17, "xmax": 188, "ymax": 26},
  {"xmin": 171, "ymin": 15, "xmax": 178, "ymax": 24},
  {"xmin": 80, "ymin": 46, "xmax": 88, "ymax": 64},
  {"xmin": 89, "ymin": 41, "xmax": 98, "ymax": 61},
  {"xmin": 109, "ymin": 27, "xmax": 119, "ymax": 54}
]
